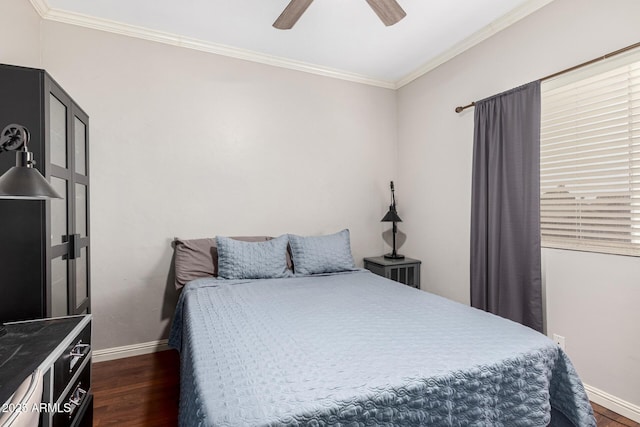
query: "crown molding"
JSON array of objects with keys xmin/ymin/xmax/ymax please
[
  {"xmin": 28, "ymin": 0, "xmax": 49, "ymax": 16},
  {"xmin": 395, "ymin": 0, "xmax": 556, "ymax": 88},
  {"xmin": 29, "ymin": 0, "xmax": 553, "ymax": 90},
  {"xmin": 28, "ymin": 1, "xmax": 396, "ymax": 89}
]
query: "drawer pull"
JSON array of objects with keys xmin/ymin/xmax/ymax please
[
  {"xmin": 69, "ymin": 342, "xmax": 90, "ymax": 372},
  {"xmin": 67, "ymin": 385, "xmax": 87, "ymax": 417}
]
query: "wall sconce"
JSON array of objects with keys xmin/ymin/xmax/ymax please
[{"xmin": 0, "ymin": 124, "xmax": 62, "ymax": 199}]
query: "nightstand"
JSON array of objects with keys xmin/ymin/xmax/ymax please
[{"xmin": 364, "ymin": 256, "xmax": 421, "ymax": 289}]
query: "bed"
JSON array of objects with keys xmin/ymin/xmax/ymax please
[{"xmin": 169, "ymin": 267, "xmax": 595, "ymax": 426}]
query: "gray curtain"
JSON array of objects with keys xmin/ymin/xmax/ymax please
[{"xmin": 470, "ymin": 81, "xmax": 543, "ymax": 332}]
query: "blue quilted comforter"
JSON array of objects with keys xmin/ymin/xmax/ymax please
[{"xmin": 169, "ymin": 270, "xmax": 595, "ymax": 426}]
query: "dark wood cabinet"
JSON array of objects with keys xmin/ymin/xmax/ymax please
[
  {"xmin": 0, "ymin": 315, "xmax": 93, "ymax": 427},
  {"xmin": 0, "ymin": 64, "xmax": 90, "ymax": 323}
]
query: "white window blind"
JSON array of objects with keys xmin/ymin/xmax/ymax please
[{"xmin": 540, "ymin": 49, "xmax": 640, "ymax": 256}]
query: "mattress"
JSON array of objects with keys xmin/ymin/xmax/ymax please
[{"xmin": 169, "ymin": 270, "xmax": 595, "ymax": 426}]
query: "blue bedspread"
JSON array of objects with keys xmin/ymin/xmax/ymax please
[{"xmin": 169, "ymin": 270, "xmax": 595, "ymax": 426}]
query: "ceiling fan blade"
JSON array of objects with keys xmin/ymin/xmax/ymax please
[
  {"xmin": 273, "ymin": 0, "xmax": 314, "ymax": 30},
  {"xmin": 365, "ymin": 0, "xmax": 406, "ymax": 26}
]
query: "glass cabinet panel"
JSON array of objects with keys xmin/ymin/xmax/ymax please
[
  {"xmin": 50, "ymin": 94, "xmax": 67, "ymax": 168},
  {"xmin": 51, "ymin": 177, "xmax": 67, "ymax": 245},
  {"xmin": 74, "ymin": 117, "xmax": 86, "ymax": 175},
  {"xmin": 51, "ymin": 256, "xmax": 68, "ymax": 317},
  {"xmin": 75, "ymin": 184, "xmax": 87, "ymax": 237},
  {"xmin": 75, "ymin": 247, "xmax": 88, "ymax": 307}
]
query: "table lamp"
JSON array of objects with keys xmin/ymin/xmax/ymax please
[{"xmin": 381, "ymin": 181, "xmax": 404, "ymax": 259}]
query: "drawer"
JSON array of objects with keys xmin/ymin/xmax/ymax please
[
  {"xmin": 71, "ymin": 394, "xmax": 93, "ymax": 427},
  {"xmin": 53, "ymin": 361, "xmax": 92, "ymax": 427},
  {"xmin": 53, "ymin": 323, "xmax": 91, "ymax": 402}
]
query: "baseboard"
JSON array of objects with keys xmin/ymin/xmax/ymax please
[
  {"xmin": 585, "ymin": 383, "xmax": 640, "ymax": 423},
  {"xmin": 92, "ymin": 339, "xmax": 170, "ymax": 363}
]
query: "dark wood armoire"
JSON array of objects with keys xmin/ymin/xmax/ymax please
[{"xmin": 0, "ymin": 63, "xmax": 90, "ymax": 323}]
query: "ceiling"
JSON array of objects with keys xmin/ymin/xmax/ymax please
[{"xmin": 41, "ymin": 0, "xmax": 550, "ymax": 87}]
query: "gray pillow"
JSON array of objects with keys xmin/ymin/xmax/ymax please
[
  {"xmin": 288, "ymin": 229, "xmax": 356, "ymax": 275},
  {"xmin": 216, "ymin": 234, "xmax": 292, "ymax": 280},
  {"xmin": 174, "ymin": 237, "xmax": 218, "ymax": 289},
  {"xmin": 174, "ymin": 236, "xmax": 277, "ymax": 289}
]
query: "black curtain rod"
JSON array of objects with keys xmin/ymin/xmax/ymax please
[{"xmin": 454, "ymin": 40, "xmax": 640, "ymax": 114}]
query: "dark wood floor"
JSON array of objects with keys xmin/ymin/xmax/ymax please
[
  {"xmin": 93, "ymin": 350, "xmax": 639, "ymax": 426},
  {"xmin": 592, "ymin": 402, "xmax": 640, "ymax": 427},
  {"xmin": 93, "ymin": 350, "xmax": 179, "ymax": 426}
]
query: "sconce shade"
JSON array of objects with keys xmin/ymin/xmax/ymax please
[
  {"xmin": 0, "ymin": 124, "xmax": 62, "ymax": 200},
  {"xmin": 381, "ymin": 208, "xmax": 402, "ymax": 223},
  {"xmin": 0, "ymin": 163, "xmax": 62, "ymax": 199}
]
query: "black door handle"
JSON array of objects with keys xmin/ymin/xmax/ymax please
[{"xmin": 68, "ymin": 233, "xmax": 81, "ymax": 259}]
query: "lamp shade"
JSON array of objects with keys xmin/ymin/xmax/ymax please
[
  {"xmin": 381, "ymin": 207, "xmax": 402, "ymax": 223},
  {"xmin": 0, "ymin": 124, "xmax": 62, "ymax": 200},
  {"xmin": 0, "ymin": 164, "xmax": 62, "ymax": 199}
]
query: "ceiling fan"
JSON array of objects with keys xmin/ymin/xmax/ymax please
[{"xmin": 273, "ymin": 0, "xmax": 407, "ymax": 30}]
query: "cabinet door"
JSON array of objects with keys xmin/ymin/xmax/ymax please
[
  {"xmin": 72, "ymin": 109, "xmax": 90, "ymax": 315},
  {"xmin": 47, "ymin": 84, "xmax": 73, "ymax": 318},
  {"xmin": 45, "ymin": 77, "xmax": 90, "ymax": 318}
]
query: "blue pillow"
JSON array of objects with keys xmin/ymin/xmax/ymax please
[
  {"xmin": 288, "ymin": 229, "xmax": 356, "ymax": 275},
  {"xmin": 216, "ymin": 235, "xmax": 291, "ymax": 280}
]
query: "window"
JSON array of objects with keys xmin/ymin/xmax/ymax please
[{"xmin": 540, "ymin": 50, "xmax": 640, "ymax": 256}]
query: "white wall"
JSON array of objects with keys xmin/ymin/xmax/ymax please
[
  {"xmin": 398, "ymin": 0, "xmax": 640, "ymax": 411},
  {"xmin": 0, "ymin": 0, "xmax": 41, "ymax": 67},
  {"xmin": 544, "ymin": 249, "xmax": 640, "ymax": 406},
  {"xmin": 1, "ymin": 2, "xmax": 397, "ymax": 350}
]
